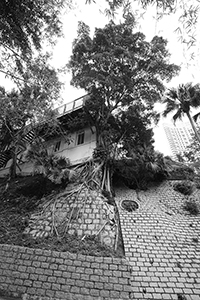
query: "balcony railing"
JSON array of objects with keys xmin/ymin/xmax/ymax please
[
  {"xmin": 55, "ymin": 94, "xmax": 90, "ymax": 117},
  {"xmin": 0, "ymin": 94, "xmax": 90, "ymax": 169}
]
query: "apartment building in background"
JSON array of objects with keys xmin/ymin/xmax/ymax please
[{"xmin": 163, "ymin": 122, "xmax": 194, "ymax": 158}]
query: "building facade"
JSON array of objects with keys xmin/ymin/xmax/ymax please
[
  {"xmin": 0, "ymin": 95, "xmax": 96, "ymax": 177},
  {"xmin": 163, "ymin": 122, "xmax": 193, "ymax": 158}
]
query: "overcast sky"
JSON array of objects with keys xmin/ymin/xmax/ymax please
[{"xmin": 52, "ymin": 1, "xmax": 200, "ymax": 103}]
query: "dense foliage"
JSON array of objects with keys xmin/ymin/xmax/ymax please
[
  {"xmin": 0, "ymin": 0, "xmax": 72, "ymax": 77},
  {"xmin": 68, "ymin": 20, "xmax": 179, "ymax": 149},
  {"xmin": 86, "ymin": 0, "xmax": 200, "ymax": 51},
  {"xmin": 68, "ymin": 20, "xmax": 179, "ymax": 190},
  {"xmin": 0, "ymin": 0, "xmax": 67, "ymax": 54},
  {"xmin": 182, "ymin": 132, "xmax": 200, "ymax": 163},
  {"xmin": 0, "ymin": 60, "xmax": 63, "ymax": 179},
  {"xmin": 113, "ymin": 149, "xmax": 168, "ymax": 189}
]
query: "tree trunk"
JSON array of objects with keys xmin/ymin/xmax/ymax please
[
  {"xmin": 5, "ymin": 147, "xmax": 17, "ymax": 191},
  {"xmin": 9, "ymin": 147, "xmax": 17, "ymax": 179},
  {"xmin": 186, "ymin": 111, "xmax": 200, "ymax": 144}
]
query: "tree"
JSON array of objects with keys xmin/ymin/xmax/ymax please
[
  {"xmin": 117, "ymin": 103, "xmax": 158, "ymax": 156},
  {"xmin": 17, "ymin": 53, "xmax": 63, "ymax": 109},
  {"xmin": 0, "ymin": 0, "xmax": 68, "ymax": 53},
  {"xmin": 86, "ymin": 0, "xmax": 199, "ymax": 44},
  {"xmin": 113, "ymin": 148, "xmax": 168, "ymax": 189},
  {"xmin": 86, "ymin": 0, "xmax": 200, "ymax": 70},
  {"xmin": 0, "ymin": 0, "xmax": 75, "ymax": 84},
  {"xmin": 0, "ymin": 55, "xmax": 63, "ymax": 179},
  {"xmin": 162, "ymin": 83, "xmax": 200, "ymax": 144},
  {"xmin": 68, "ymin": 20, "xmax": 180, "ymax": 191},
  {"xmin": 26, "ymin": 139, "xmax": 70, "ymax": 182},
  {"xmin": 181, "ymin": 129, "xmax": 200, "ymax": 163},
  {"xmin": 68, "ymin": 21, "xmax": 179, "ymax": 146}
]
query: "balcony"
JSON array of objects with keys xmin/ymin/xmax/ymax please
[{"xmin": 55, "ymin": 94, "xmax": 90, "ymax": 117}]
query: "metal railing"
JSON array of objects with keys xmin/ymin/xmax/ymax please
[{"xmin": 55, "ymin": 94, "xmax": 90, "ymax": 117}]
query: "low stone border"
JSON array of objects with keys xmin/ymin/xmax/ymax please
[{"xmin": 0, "ymin": 244, "xmax": 132, "ymax": 299}]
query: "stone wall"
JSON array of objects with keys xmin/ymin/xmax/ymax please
[
  {"xmin": 0, "ymin": 244, "xmax": 132, "ymax": 300},
  {"xmin": 24, "ymin": 186, "xmax": 117, "ymax": 247}
]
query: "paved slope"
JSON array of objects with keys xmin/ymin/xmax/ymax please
[{"xmin": 115, "ymin": 181, "xmax": 200, "ymax": 300}]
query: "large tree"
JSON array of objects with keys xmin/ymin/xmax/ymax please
[
  {"xmin": 0, "ymin": 0, "xmax": 67, "ymax": 53},
  {"xmin": 68, "ymin": 20, "xmax": 179, "ymax": 191},
  {"xmin": 68, "ymin": 21, "xmax": 179, "ymax": 146},
  {"xmin": 162, "ymin": 83, "xmax": 200, "ymax": 144},
  {"xmin": 0, "ymin": 0, "xmax": 72, "ymax": 80}
]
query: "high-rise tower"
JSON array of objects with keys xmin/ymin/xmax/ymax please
[{"xmin": 163, "ymin": 123, "xmax": 193, "ymax": 158}]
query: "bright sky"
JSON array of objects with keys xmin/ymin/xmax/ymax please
[{"xmin": 51, "ymin": 1, "xmax": 200, "ymax": 103}]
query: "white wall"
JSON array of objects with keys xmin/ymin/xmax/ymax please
[
  {"xmin": 52, "ymin": 127, "xmax": 96, "ymax": 164},
  {"xmin": 0, "ymin": 127, "xmax": 96, "ymax": 177}
]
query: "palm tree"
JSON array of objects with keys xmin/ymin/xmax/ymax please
[{"xmin": 162, "ymin": 83, "xmax": 200, "ymax": 144}]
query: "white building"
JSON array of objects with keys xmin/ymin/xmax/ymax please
[
  {"xmin": 163, "ymin": 122, "xmax": 193, "ymax": 159},
  {"xmin": 0, "ymin": 95, "xmax": 96, "ymax": 177}
]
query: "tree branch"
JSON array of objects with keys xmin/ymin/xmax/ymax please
[{"xmin": 0, "ymin": 69, "xmax": 26, "ymax": 82}]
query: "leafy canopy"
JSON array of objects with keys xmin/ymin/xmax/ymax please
[
  {"xmin": 68, "ymin": 20, "xmax": 179, "ymax": 152},
  {"xmin": 0, "ymin": 0, "xmax": 70, "ymax": 56},
  {"xmin": 0, "ymin": 53, "xmax": 63, "ymax": 177},
  {"xmin": 0, "ymin": 0, "xmax": 72, "ymax": 81}
]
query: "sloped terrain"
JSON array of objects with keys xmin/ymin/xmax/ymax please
[
  {"xmin": 0, "ymin": 175, "xmax": 122, "ymax": 257},
  {"xmin": 116, "ymin": 180, "xmax": 200, "ymax": 300}
]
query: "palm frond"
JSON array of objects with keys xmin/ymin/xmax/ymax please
[
  {"xmin": 191, "ymin": 88, "xmax": 200, "ymax": 108},
  {"xmin": 179, "ymin": 82, "xmax": 200, "ymax": 108},
  {"xmin": 173, "ymin": 108, "xmax": 183, "ymax": 123},
  {"xmin": 167, "ymin": 88, "xmax": 178, "ymax": 100},
  {"xmin": 193, "ymin": 111, "xmax": 200, "ymax": 123},
  {"xmin": 162, "ymin": 98, "xmax": 179, "ymax": 117}
]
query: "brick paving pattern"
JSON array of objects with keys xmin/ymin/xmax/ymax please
[
  {"xmin": 0, "ymin": 244, "xmax": 132, "ymax": 299},
  {"xmin": 115, "ymin": 181, "xmax": 200, "ymax": 300}
]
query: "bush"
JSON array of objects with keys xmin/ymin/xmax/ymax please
[
  {"xmin": 183, "ymin": 200, "xmax": 199, "ymax": 215},
  {"xmin": 113, "ymin": 154, "xmax": 168, "ymax": 190},
  {"xmin": 14, "ymin": 175, "xmax": 60, "ymax": 198},
  {"xmin": 173, "ymin": 181, "xmax": 193, "ymax": 195}
]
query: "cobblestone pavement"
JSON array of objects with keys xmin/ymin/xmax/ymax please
[{"xmin": 115, "ymin": 181, "xmax": 200, "ymax": 300}]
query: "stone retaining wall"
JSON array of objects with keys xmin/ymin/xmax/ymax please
[
  {"xmin": 25, "ymin": 187, "xmax": 116, "ymax": 247},
  {"xmin": 0, "ymin": 244, "xmax": 132, "ymax": 300}
]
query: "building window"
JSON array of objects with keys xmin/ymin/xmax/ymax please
[
  {"xmin": 54, "ymin": 141, "xmax": 61, "ymax": 152},
  {"xmin": 77, "ymin": 131, "xmax": 85, "ymax": 145}
]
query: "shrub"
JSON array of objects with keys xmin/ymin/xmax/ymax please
[
  {"xmin": 113, "ymin": 152, "xmax": 168, "ymax": 190},
  {"xmin": 183, "ymin": 200, "xmax": 199, "ymax": 215},
  {"xmin": 173, "ymin": 181, "xmax": 193, "ymax": 195}
]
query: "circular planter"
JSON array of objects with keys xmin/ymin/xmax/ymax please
[{"xmin": 120, "ymin": 199, "xmax": 139, "ymax": 212}]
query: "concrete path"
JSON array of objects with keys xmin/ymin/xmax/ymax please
[{"xmin": 115, "ymin": 181, "xmax": 200, "ymax": 300}]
